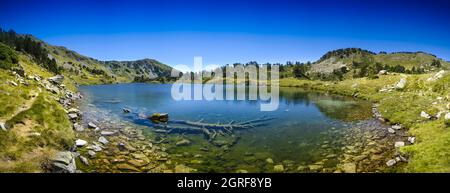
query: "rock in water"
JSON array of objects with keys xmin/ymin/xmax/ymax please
[
  {"xmin": 174, "ymin": 164, "xmax": 196, "ymax": 173},
  {"xmin": 123, "ymin": 108, "xmax": 131, "ymax": 113},
  {"xmin": 75, "ymin": 139, "xmax": 87, "ymax": 147},
  {"xmin": 420, "ymin": 111, "xmax": 431, "ymax": 119},
  {"xmin": 51, "ymin": 151, "xmax": 76, "ymax": 173},
  {"xmin": 68, "ymin": 113, "xmax": 78, "ymax": 120},
  {"xmin": 88, "ymin": 122, "xmax": 97, "ymax": 129},
  {"xmin": 48, "ymin": 75, "xmax": 64, "ymax": 85},
  {"xmin": 342, "ymin": 163, "xmax": 356, "ymax": 173},
  {"xmin": 0, "ymin": 122, "xmax": 6, "ymax": 131},
  {"xmin": 391, "ymin": 125, "xmax": 402, "ymax": 130},
  {"xmin": 176, "ymin": 139, "xmax": 191, "ymax": 146},
  {"xmin": 98, "ymin": 136, "xmax": 109, "ymax": 145},
  {"xmin": 73, "ymin": 123, "xmax": 84, "ymax": 132},
  {"xmin": 149, "ymin": 113, "xmax": 169, "ymax": 123},
  {"xmin": 273, "ymin": 165, "xmax": 284, "ymax": 172},
  {"xmin": 395, "ymin": 78, "xmax": 407, "ymax": 90}
]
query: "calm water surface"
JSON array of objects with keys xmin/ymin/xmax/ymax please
[{"xmin": 80, "ymin": 83, "xmax": 374, "ymax": 172}]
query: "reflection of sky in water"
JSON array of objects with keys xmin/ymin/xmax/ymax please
[{"xmin": 80, "ymin": 84, "xmax": 373, "ymax": 170}]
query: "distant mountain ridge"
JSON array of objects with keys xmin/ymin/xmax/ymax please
[{"xmin": 0, "ymin": 28, "xmax": 174, "ymax": 85}]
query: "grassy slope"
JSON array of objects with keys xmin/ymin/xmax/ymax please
[
  {"xmin": 0, "ymin": 53, "xmax": 75, "ymax": 172},
  {"xmin": 280, "ymin": 72, "xmax": 450, "ymax": 172}
]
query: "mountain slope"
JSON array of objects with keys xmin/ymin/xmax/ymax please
[{"xmin": 309, "ymin": 48, "xmax": 450, "ymax": 79}]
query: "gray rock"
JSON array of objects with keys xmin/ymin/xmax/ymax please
[
  {"xmin": 88, "ymin": 122, "xmax": 97, "ymax": 129},
  {"xmin": 266, "ymin": 158, "xmax": 274, "ymax": 164},
  {"xmin": 408, "ymin": 137, "xmax": 416, "ymax": 144},
  {"xmin": 68, "ymin": 113, "xmax": 78, "ymax": 120},
  {"xmin": 123, "ymin": 108, "xmax": 131, "ymax": 113},
  {"xmin": 75, "ymin": 139, "xmax": 88, "ymax": 147},
  {"xmin": 9, "ymin": 81, "xmax": 18, "ymax": 87},
  {"xmin": 342, "ymin": 163, "xmax": 356, "ymax": 173},
  {"xmin": 98, "ymin": 136, "xmax": 109, "ymax": 145},
  {"xmin": 79, "ymin": 156, "xmax": 89, "ymax": 166},
  {"xmin": 0, "ymin": 122, "xmax": 6, "ymax": 131},
  {"xmin": 378, "ymin": 70, "xmax": 388, "ymax": 75},
  {"xmin": 395, "ymin": 78, "xmax": 407, "ymax": 89},
  {"xmin": 51, "ymin": 151, "xmax": 76, "ymax": 173},
  {"xmin": 420, "ymin": 111, "xmax": 431, "ymax": 119},
  {"xmin": 67, "ymin": 108, "xmax": 80, "ymax": 114},
  {"xmin": 391, "ymin": 125, "xmax": 402, "ymax": 130},
  {"xmin": 87, "ymin": 145, "xmax": 102, "ymax": 152},
  {"xmin": 100, "ymin": 130, "xmax": 117, "ymax": 136},
  {"xmin": 386, "ymin": 159, "xmax": 397, "ymax": 167},
  {"xmin": 73, "ymin": 123, "xmax": 84, "ymax": 132},
  {"xmin": 445, "ymin": 113, "xmax": 450, "ymax": 126},
  {"xmin": 87, "ymin": 150, "xmax": 96, "ymax": 158},
  {"xmin": 48, "ymin": 75, "xmax": 64, "ymax": 85},
  {"xmin": 427, "ymin": 70, "xmax": 446, "ymax": 82},
  {"xmin": 387, "ymin": 128, "xmax": 396, "ymax": 134},
  {"xmin": 394, "ymin": 141, "xmax": 405, "ymax": 148}
]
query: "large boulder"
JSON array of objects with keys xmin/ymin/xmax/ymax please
[
  {"xmin": 48, "ymin": 75, "xmax": 64, "ymax": 85},
  {"xmin": 51, "ymin": 151, "xmax": 77, "ymax": 173}
]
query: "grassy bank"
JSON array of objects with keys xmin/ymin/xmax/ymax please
[{"xmin": 280, "ymin": 72, "xmax": 450, "ymax": 172}]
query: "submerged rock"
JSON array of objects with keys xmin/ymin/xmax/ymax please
[
  {"xmin": 176, "ymin": 139, "xmax": 191, "ymax": 146},
  {"xmin": 73, "ymin": 123, "xmax": 84, "ymax": 132},
  {"xmin": 273, "ymin": 164, "xmax": 284, "ymax": 172},
  {"xmin": 149, "ymin": 113, "xmax": 169, "ymax": 123},
  {"xmin": 98, "ymin": 136, "xmax": 109, "ymax": 145},
  {"xmin": 266, "ymin": 158, "xmax": 274, "ymax": 164},
  {"xmin": 88, "ymin": 122, "xmax": 97, "ymax": 129}
]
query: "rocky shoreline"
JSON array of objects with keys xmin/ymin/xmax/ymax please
[{"xmin": 49, "ymin": 79, "xmax": 417, "ymax": 173}]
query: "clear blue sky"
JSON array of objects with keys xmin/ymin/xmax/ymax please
[{"xmin": 1, "ymin": 0, "xmax": 450, "ymax": 67}]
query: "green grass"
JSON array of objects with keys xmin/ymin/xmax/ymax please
[{"xmin": 280, "ymin": 72, "xmax": 450, "ymax": 172}]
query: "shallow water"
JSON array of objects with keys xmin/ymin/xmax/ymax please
[{"xmin": 80, "ymin": 83, "xmax": 378, "ymax": 172}]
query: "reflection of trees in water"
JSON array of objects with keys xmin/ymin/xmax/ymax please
[{"xmin": 280, "ymin": 88, "xmax": 372, "ymax": 122}]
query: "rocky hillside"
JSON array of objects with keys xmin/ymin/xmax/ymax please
[
  {"xmin": 1, "ymin": 29, "xmax": 174, "ymax": 86},
  {"xmin": 309, "ymin": 48, "xmax": 450, "ymax": 79}
]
